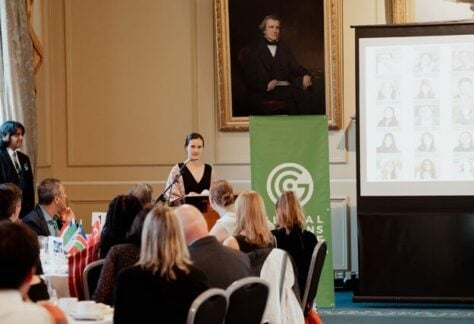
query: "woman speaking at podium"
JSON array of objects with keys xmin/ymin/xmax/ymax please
[{"xmin": 165, "ymin": 132, "xmax": 215, "ymax": 202}]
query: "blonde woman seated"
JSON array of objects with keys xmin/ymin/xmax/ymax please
[
  {"xmin": 272, "ymin": 191, "xmax": 318, "ymax": 298},
  {"xmin": 223, "ymin": 190, "xmax": 274, "ymax": 253},
  {"xmin": 209, "ymin": 180, "xmax": 236, "ymax": 242},
  {"xmin": 113, "ymin": 205, "xmax": 208, "ymax": 324}
]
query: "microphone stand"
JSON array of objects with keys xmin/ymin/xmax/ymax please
[{"xmin": 152, "ymin": 160, "xmax": 190, "ymax": 207}]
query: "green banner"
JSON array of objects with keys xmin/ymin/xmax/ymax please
[{"xmin": 250, "ymin": 115, "xmax": 335, "ymax": 308}]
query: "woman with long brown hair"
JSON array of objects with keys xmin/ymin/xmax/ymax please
[
  {"xmin": 272, "ymin": 190, "xmax": 317, "ymax": 296},
  {"xmin": 223, "ymin": 190, "xmax": 274, "ymax": 253}
]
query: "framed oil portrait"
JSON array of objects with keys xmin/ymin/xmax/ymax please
[{"xmin": 214, "ymin": 0, "xmax": 343, "ymax": 131}]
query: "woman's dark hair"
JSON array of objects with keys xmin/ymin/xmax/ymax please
[
  {"xmin": 99, "ymin": 194, "xmax": 143, "ymax": 258},
  {"xmin": 184, "ymin": 132, "xmax": 205, "ymax": 148},
  {"xmin": 125, "ymin": 207, "xmax": 150, "ymax": 246},
  {"xmin": 0, "ymin": 121, "xmax": 25, "ymax": 148}
]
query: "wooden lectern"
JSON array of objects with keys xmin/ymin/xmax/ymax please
[{"xmin": 169, "ymin": 195, "xmax": 220, "ymax": 230}]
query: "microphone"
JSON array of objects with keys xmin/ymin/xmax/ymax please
[
  {"xmin": 152, "ymin": 158, "xmax": 195, "ymax": 207},
  {"xmin": 182, "ymin": 158, "xmax": 192, "ymax": 165},
  {"xmin": 178, "ymin": 158, "xmax": 196, "ymax": 174}
]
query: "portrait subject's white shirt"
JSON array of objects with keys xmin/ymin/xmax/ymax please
[{"xmin": 267, "ymin": 44, "xmax": 277, "ymax": 57}]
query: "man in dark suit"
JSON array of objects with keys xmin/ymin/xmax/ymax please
[
  {"xmin": 240, "ymin": 15, "xmax": 324, "ymax": 115},
  {"xmin": 0, "ymin": 121, "xmax": 34, "ymax": 218},
  {"xmin": 175, "ymin": 204, "xmax": 251, "ymax": 289},
  {"xmin": 22, "ymin": 178, "xmax": 75, "ymax": 237}
]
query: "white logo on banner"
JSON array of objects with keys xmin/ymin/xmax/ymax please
[{"xmin": 266, "ymin": 163, "xmax": 314, "ymax": 206}]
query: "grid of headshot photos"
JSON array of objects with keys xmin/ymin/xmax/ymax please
[{"xmin": 364, "ymin": 37, "xmax": 474, "ymax": 182}]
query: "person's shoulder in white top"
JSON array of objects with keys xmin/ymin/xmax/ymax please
[
  {"xmin": 211, "ymin": 211, "xmax": 237, "ymax": 242},
  {"xmin": 0, "ymin": 290, "xmax": 53, "ymax": 324}
]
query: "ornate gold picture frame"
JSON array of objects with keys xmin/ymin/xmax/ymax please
[
  {"xmin": 391, "ymin": 0, "xmax": 474, "ymax": 23},
  {"xmin": 214, "ymin": 0, "xmax": 343, "ymax": 131},
  {"xmin": 391, "ymin": 0, "xmax": 411, "ymax": 24}
]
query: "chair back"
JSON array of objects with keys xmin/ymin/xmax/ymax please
[
  {"xmin": 82, "ymin": 258, "xmax": 105, "ymax": 300},
  {"xmin": 225, "ymin": 277, "xmax": 269, "ymax": 324},
  {"xmin": 301, "ymin": 239, "xmax": 327, "ymax": 315},
  {"xmin": 259, "ymin": 248, "xmax": 304, "ymax": 324},
  {"xmin": 186, "ymin": 288, "xmax": 227, "ymax": 324}
]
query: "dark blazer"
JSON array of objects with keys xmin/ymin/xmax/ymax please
[
  {"xmin": 0, "ymin": 147, "xmax": 35, "ymax": 217},
  {"xmin": 189, "ymin": 235, "xmax": 251, "ymax": 289},
  {"xmin": 240, "ymin": 36, "xmax": 323, "ymax": 115},
  {"xmin": 242, "ymin": 36, "xmax": 310, "ymax": 94},
  {"xmin": 22, "ymin": 205, "xmax": 63, "ymax": 237}
]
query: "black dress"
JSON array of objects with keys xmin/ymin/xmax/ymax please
[{"xmin": 181, "ymin": 163, "xmax": 212, "ymax": 194}]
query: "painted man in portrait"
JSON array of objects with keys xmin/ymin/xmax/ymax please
[{"xmin": 238, "ymin": 15, "xmax": 325, "ymax": 115}]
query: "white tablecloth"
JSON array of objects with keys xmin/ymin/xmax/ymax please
[{"xmin": 67, "ymin": 313, "xmax": 113, "ymax": 324}]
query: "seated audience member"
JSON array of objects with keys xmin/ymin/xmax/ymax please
[
  {"xmin": 209, "ymin": 179, "xmax": 237, "ymax": 242},
  {"xmin": 99, "ymin": 194, "xmax": 142, "ymax": 258},
  {"xmin": 113, "ymin": 205, "xmax": 208, "ymax": 324},
  {"xmin": 2, "ymin": 183, "xmax": 54, "ymax": 302},
  {"xmin": 93, "ymin": 208, "xmax": 149, "ymax": 305},
  {"xmin": 128, "ymin": 182, "xmax": 153, "ymax": 208},
  {"xmin": 272, "ymin": 191, "xmax": 318, "ymax": 298},
  {"xmin": 0, "ymin": 221, "xmax": 55, "ymax": 323},
  {"xmin": 22, "ymin": 178, "xmax": 75, "ymax": 237},
  {"xmin": 0, "ymin": 183, "xmax": 22, "ymax": 222},
  {"xmin": 175, "ymin": 204, "xmax": 251, "ymax": 289},
  {"xmin": 224, "ymin": 190, "xmax": 275, "ymax": 253}
]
